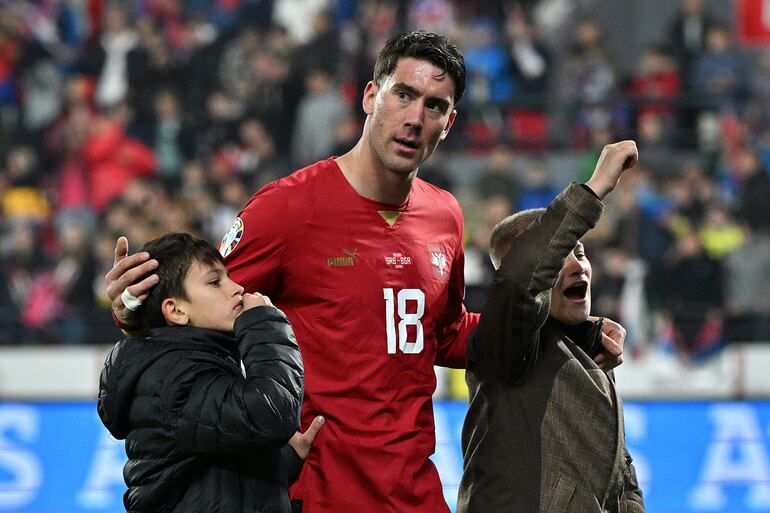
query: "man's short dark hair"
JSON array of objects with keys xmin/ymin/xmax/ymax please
[
  {"xmin": 489, "ymin": 208, "xmax": 545, "ymax": 270},
  {"xmin": 373, "ymin": 31, "xmax": 466, "ymax": 106},
  {"xmin": 137, "ymin": 233, "xmax": 224, "ymax": 329}
]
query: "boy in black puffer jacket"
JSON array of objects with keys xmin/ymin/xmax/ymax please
[{"xmin": 98, "ymin": 233, "xmax": 322, "ymax": 513}]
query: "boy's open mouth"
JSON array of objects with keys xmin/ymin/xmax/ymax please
[{"xmin": 563, "ymin": 282, "xmax": 588, "ymax": 300}]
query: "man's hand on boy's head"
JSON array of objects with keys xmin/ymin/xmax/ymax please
[
  {"xmin": 106, "ymin": 236, "xmax": 159, "ymax": 329},
  {"xmin": 241, "ymin": 292, "xmax": 273, "ymax": 312},
  {"xmin": 591, "ymin": 317, "xmax": 626, "ymax": 370}
]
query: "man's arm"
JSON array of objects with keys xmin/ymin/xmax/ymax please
[
  {"xmin": 470, "ymin": 184, "xmax": 604, "ymax": 383},
  {"xmin": 471, "ymin": 141, "xmax": 638, "ymax": 383},
  {"xmin": 435, "ymin": 221, "xmax": 481, "ymax": 368}
]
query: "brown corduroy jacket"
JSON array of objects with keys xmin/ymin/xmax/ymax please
[{"xmin": 457, "ymin": 183, "xmax": 644, "ymax": 513}]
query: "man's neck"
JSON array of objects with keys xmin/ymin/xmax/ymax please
[{"xmin": 336, "ymin": 139, "xmax": 416, "ymax": 206}]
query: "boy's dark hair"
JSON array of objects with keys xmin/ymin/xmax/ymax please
[
  {"xmin": 373, "ymin": 31, "xmax": 466, "ymax": 106},
  {"xmin": 137, "ymin": 233, "xmax": 224, "ymax": 329}
]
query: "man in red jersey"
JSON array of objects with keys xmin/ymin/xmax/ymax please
[{"xmin": 106, "ymin": 32, "xmax": 625, "ymax": 513}]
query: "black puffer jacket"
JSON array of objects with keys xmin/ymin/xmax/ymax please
[{"xmin": 98, "ymin": 306, "xmax": 304, "ymax": 513}]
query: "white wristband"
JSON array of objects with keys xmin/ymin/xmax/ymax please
[{"xmin": 121, "ymin": 289, "xmax": 143, "ymax": 311}]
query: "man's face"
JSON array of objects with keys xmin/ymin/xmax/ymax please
[
  {"xmin": 363, "ymin": 57, "xmax": 457, "ymax": 175},
  {"xmin": 174, "ymin": 260, "xmax": 245, "ymax": 332},
  {"xmin": 549, "ymin": 242, "xmax": 592, "ymax": 325}
]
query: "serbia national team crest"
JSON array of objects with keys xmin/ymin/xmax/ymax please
[
  {"xmin": 426, "ymin": 244, "xmax": 449, "ymax": 279},
  {"xmin": 220, "ymin": 217, "xmax": 244, "ymax": 257}
]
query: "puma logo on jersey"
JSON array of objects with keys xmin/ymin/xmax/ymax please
[{"xmin": 327, "ymin": 249, "xmax": 358, "ymax": 267}]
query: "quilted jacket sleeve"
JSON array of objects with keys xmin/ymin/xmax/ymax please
[{"xmin": 173, "ymin": 306, "xmax": 304, "ymax": 455}]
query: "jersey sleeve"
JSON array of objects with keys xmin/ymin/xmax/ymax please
[
  {"xmin": 435, "ymin": 204, "xmax": 481, "ymax": 369},
  {"xmin": 221, "ymin": 182, "xmax": 295, "ymax": 297}
]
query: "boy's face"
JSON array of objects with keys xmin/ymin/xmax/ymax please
[
  {"xmin": 172, "ymin": 260, "xmax": 245, "ymax": 332},
  {"xmin": 549, "ymin": 242, "xmax": 592, "ymax": 325}
]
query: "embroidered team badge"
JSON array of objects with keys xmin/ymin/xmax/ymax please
[
  {"xmin": 220, "ymin": 217, "xmax": 244, "ymax": 257},
  {"xmin": 427, "ymin": 244, "xmax": 449, "ymax": 279}
]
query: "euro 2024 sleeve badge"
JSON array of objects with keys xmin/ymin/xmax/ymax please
[{"xmin": 220, "ymin": 217, "xmax": 244, "ymax": 258}]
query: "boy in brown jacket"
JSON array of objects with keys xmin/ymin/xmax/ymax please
[{"xmin": 458, "ymin": 141, "xmax": 645, "ymax": 513}]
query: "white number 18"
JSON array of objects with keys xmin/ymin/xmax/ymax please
[{"xmin": 383, "ymin": 288, "xmax": 425, "ymax": 354}]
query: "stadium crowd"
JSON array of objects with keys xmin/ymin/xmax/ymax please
[{"xmin": 0, "ymin": 0, "xmax": 769, "ymax": 374}]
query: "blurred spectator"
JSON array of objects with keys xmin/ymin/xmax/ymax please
[
  {"xmin": 273, "ymin": 0, "xmax": 331, "ymax": 45},
  {"xmin": 16, "ymin": 38, "xmax": 63, "ymax": 139},
  {"xmin": 698, "ymin": 204, "xmax": 744, "ymax": 260},
  {"xmin": 575, "ymin": 125, "xmax": 612, "ymax": 182},
  {"xmin": 629, "ymin": 45, "xmax": 681, "ymax": 122},
  {"xmin": 590, "ymin": 247, "xmax": 651, "ymax": 352},
  {"xmin": 84, "ymin": 3, "xmax": 139, "ymax": 110},
  {"xmin": 731, "ymin": 147, "xmax": 770, "ymax": 233},
  {"xmin": 691, "ymin": 23, "xmax": 748, "ymax": 109},
  {"xmin": 504, "ymin": 4, "xmax": 551, "ymax": 106},
  {"xmin": 667, "ymin": 160, "xmax": 716, "ymax": 231},
  {"xmin": 609, "ymin": 169, "xmax": 675, "ymax": 266},
  {"xmin": 215, "ymin": 117, "xmax": 289, "ymax": 185},
  {"xmin": 0, "ymin": 222, "xmax": 54, "ymax": 344},
  {"xmin": 408, "ymin": 0, "xmax": 457, "ymax": 36},
  {"xmin": 291, "ymin": 67, "xmax": 351, "ymax": 167},
  {"xmin": 52, "ymin": 218, "xmax": 97, "ymax": 344},
  {"xmin": 126, "ymin": 17, "xmax": 181, "ymax": 127},
  {"xmin": 193, "ymin": 90, "xmax": 241, "ymax": 160},
  {"xmin": 652, "ymin": 232, "xmax": 724, "ymax": 359},
  {"xmin": 82, "ymin": 109, "xmax": 156, "ymax": 212},
  {"xmin": 560, "ymin": 19, "xmax": 618, "ymax": 146},
  {"xmin": 207, "ymin": 177, "xmax": 251, "ymax": 241},
  {"xmin": 295, "ymin": 9, "xmax": 341, "ymax": 78},
  {"xmin": 173, "ymin": 16, "xmax": 221, "ymax": 123},
  {"xmin": 517, "ymin": 159, "xmax": 558, "ymax": 210},
  {"xmin": 744, "ymin": 53, "xmax": 770, "ymax": 147},
  {"xmin": 462, "ymin": 18, "xmax": 514, "ymax": 105},
  {"xmin": 47, "ymin": 75, "xmax": 96, "ymax": 227},
  {"xmin": 463, "ymin": 194, "xmax": 511, "ymax": 313},
  {"xmin": 219, "ymin": 27, "xmax": 263, "ymax": 104},
  {"xmin": 724, "ymin": 227, "xmax": 770, "ymax": 341},
  {"xmin": 242, "ymin": 29, "xmax": 298, "ymax": 152},
  {"xmin": 474, "ymin": 144, "xmax": 521, "ymax": 205},
  {"xmin": 668, "ymin": 0, "xmax": 716, "ymax": 78},
  {"xmin": 592, "ymin": 247, "xmax": 629, "ymax": 320},
  {"xmin": 139, "ymin": 89, "xmax": 194, "ymax": 183},
  {"xmin": 636, "ymin": 112, "xmax": 685, "ymax": 176},
  {"xmin": 1, "ymin": 145, "xmax": 50, "ymax": 225}
]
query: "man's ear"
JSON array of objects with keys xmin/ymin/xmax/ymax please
[
  {"xmin": 439, "ymin": 109, "xmax": 457, "ymax": 141},
  {"xmin": 162, "ymin": 298, "xmax": 189, "ymax": 326},
  {"xmin": 362, "ymin": 81, "xmax": 379, "ymax": 115}
]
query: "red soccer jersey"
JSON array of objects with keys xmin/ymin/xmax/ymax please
[{"xmin": 221, "ymin": 158, "xmax": 479, "ymax": 513}]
